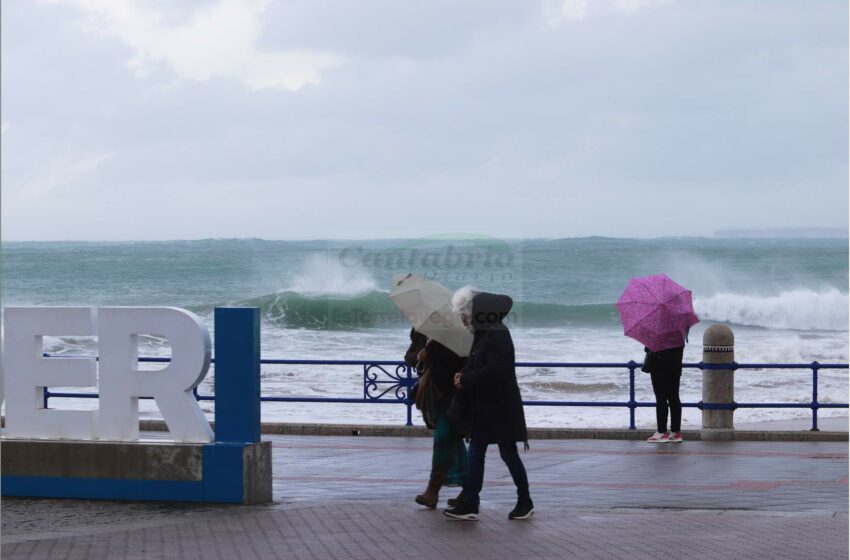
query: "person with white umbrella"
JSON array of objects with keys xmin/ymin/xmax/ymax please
[
  {"xmin": 391, "ymin": 274, "xmax": 471, "ymax": 509},
  {"xmin": 405, "ymin": 332, "xmax": 468, "ymax": 508}
]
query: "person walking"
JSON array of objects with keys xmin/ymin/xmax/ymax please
[
  {"xmin": 643, "ymin": 344, "xmax": 685, "ymax": 443},
  {"xmin": 443, "ymin": 287, "xmax": 533, "ymax": 521},
  {"xmin": 404, "ymin": 328, "xmax": 469, "ymax": 509},
  {"xmin": 404, "ymin": 327, "xmax": 427, "ymax": 369}
]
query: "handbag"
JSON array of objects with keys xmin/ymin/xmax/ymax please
[
  {"xmin": 641, "ymin": 350, "xmax": 659, "ymax": 373},
  {"xmin": 408, "ymin": 360, "xmax": 425, "ymax": 403},
  {"xmin": 446, "ymin": 390, "xmax": 472, "ymax": 437},
  {"xmin": 640, "ymin": 347, "xmax": 661, "ymax": 373}
]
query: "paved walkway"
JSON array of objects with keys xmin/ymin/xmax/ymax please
[{"xmin": 2, "ymin": 435, "xmax": 847, "ymax": 559}]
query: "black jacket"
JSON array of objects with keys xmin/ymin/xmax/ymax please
[
  {"xmin": 459, "ymin": 292, "xmax": 528, "ymax": 444},
  {"xmin": 405, "ymin": 328, "xmax": 465, "ymax": 428},
  {"xmin": 642, "ymin": 346, "xmax": 684, "ymax": 376},
  {"xmin": 404, "ymin": 328, "xmax": 428, "ymax": 368},
  {"xmin": 404, "ymin": 328, "xmax": 464, "ymax": 395},
  {"xmin": 426, "ymin": 341, "xmax": 466, "ymax": 398}
]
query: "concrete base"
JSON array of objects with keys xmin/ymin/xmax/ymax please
[
  {"xmin": 1, "ymin": 439, "xmax": 272, "ymax": 504},
  {"xmin": 701, "ymin": 428, "xmax": 734, "ymax": 441},
  {"xmin": 242, "ymin": 440, "xmax": 273, "ymax": 504}
]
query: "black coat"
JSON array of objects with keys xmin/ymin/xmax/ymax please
[
  {"xmin": 405, "ymin": 328, "xmax": 465, "ymax": 428},
  {"xmin": 459, "ymin": 292, "xmax": 528, "ymax": 445},
  {"xmin": 425, "ymin": 341, "xmax": 466, "ymax": 399},
  {"xmin": 404, "ymin": 328, "xmax": 427, "ymax": 368},
  {"xmin": 642, "ymin": 346, "xmax": 684, "ymax": 376},
  {"xmin": 404, "ymin": 328, "xmax": 464, "ymax": 397}
]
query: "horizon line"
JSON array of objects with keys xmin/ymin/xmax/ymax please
[{"xmin": 2, "ymin": 233, "xmax": 849, "ymax": 244}]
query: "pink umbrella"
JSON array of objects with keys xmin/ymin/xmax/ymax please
[{"xmin": 616, "ymin": 274, "xmax": 699, "ymax": 352}]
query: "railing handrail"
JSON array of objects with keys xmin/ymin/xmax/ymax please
[
  {"xmin": 38, "ymin": 354, "xmax": 850, "ymax": 369},
  {"xmin": 36, "ymin": 354, "xmax": 849, "ymax": 431}
]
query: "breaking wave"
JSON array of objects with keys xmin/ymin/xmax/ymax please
[
  {"xmin": 231, "ymin": 291, "xmax": 618, "ymax": 330},
  {"xmin": 214, "ymin": 288, "xmax": 848, "ymax": 332},
  {"xmin": 693, "ymin": 289, "xmax": 848, "ymax": 332}
]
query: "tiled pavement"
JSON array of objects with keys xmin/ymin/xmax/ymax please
[{"xmin": 2, "ymin": 435, "xmax": 848, "ymax": 559}]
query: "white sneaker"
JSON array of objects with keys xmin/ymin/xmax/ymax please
[
  {"xmin": 668, "ymin": 432, "xmax": 683, "ymax": 443},
  {"xmin": 647, "ymin": 432, "xmax": 670, "ymax": 443}
]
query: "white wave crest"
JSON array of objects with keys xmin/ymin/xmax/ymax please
[
  {"xmin": 694, "ymin": 289, "xmax": 849, "ymax": 331},
  {"xmin": 286, "ymin": 253, "xmax": 377, "ymax": 296}
]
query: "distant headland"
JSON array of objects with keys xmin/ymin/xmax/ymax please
[{"xmin": 714, "ymin": 227, "xmax": 848, "ymax": 239}]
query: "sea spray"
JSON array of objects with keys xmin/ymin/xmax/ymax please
[
  {"xmin": 287, "ymin": 253, "xmax": 377, "ymax": 296},
  {"xmin": 228, "ymin": 289, "xmax": 850, "ymax": 332},
  {"xmin": 694, "ymin": 289, "xmax": 849, "ymax": 331}
]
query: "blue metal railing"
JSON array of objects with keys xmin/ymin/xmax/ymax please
[{"xmin": 40, "ymin": 356, "xmax": 848, "ymax": 431}]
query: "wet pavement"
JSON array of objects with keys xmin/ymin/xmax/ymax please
[{"xmin": 2, "ymin": 434, "xmax": 847, "ymax": 559}]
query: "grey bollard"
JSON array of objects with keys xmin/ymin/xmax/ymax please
[{"xmin": 702, "ymin": 325, "xmax": 735, "ymax": 441}]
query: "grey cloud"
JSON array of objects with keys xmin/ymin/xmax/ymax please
[{"xmin": 1, "ymin": 0, "xmax": 847, "ymax": 240}]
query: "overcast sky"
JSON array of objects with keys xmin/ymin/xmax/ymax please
[{"xmin": 1, "ymin": 0, "xmax": 847, "ymax": 241}]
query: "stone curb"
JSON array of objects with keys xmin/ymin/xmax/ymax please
[{"xmin": 135, "ymin": 420, "xmax": 849, "ymax": 442}]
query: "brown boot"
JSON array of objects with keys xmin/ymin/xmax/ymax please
[{"xmin": 415, "ymin": 471, "xmax": 447, "ymax": 509}]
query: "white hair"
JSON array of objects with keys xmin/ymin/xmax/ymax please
[{"xmin": 451, "ymin": 285, "xmax": 478, "ymax": 319}]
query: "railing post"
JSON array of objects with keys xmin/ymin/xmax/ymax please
[
  {"xmin": 702, "ymin": 325, "xmax": 735, "ymax": 441},
  {"xmin": 42, "ymin": 387, "xmax": 49, "ymax": 410},
  {"xmin": 811, "ymin": 361, "xmax": 820, "ymax": 432},
  {"xmin": 627, "ymin": 361, "xmax": 636, "ymax": 430},
  {"xmin": 405, "ymin": 365, "xmax": 413, "ymax": 427}
]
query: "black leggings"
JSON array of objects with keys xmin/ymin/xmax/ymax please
[{"xmin": 650, "ymin": 372, "xmax": 682, "ymax": 433}]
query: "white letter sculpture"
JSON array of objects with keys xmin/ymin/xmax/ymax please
[
  {"xmin": 98, "ymin": 307, "xmax": 213, "ymax": 443},
  {"xmin": 4, "ymin": 307, "xmax": 99, "ymax": 439}
]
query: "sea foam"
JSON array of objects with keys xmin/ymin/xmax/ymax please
[{"xmin": 694, "ymin": 289, "xmax": 849, "ymax": 332}]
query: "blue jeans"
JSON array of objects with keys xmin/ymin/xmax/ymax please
[{"xmin": 463, "ymin": 440, "xmax": 530, "ymax": 506}]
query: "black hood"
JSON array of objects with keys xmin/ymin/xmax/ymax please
[{"xmin": 471, "ymin": 292, "xmax": 513, "ymax": 331}]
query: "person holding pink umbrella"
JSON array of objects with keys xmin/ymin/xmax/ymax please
[
  {"xmin": 616, "ymin": 274, "xmax": 700, "ymax": 443},
  {"xmin": 642, "ymin": 343, "xmax": 686, "ymax": 442}
]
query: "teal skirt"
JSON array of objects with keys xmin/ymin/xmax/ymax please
[{"xmin": 432, "ymin": 413, "xmax": 468, "ymax": 486}]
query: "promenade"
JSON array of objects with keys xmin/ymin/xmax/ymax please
[{"xmin": 2, "ymin": 434, "xmax": 847, "ymax": 559}]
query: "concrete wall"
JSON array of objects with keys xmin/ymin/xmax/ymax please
[{"xmin": 1, "ymin": 439, "xmax": 273, "ymax": 504}]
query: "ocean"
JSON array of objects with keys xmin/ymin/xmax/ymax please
[{"xmin": 2, "ymin": 236, "xmax": 847, "ymax": 429}]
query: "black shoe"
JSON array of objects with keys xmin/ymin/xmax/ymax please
[
  {"xmin": 446, "ymin": 489, "xmax": 465, "ymax": 508},
  {"xmin": 508, "ymin": 499, "xmax": 534, "ymax": 520},
  {"xmin": 443, "ymin": 503, "xmax": 479, "ymax": 521}
]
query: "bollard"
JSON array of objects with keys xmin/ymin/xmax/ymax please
[{"xmin": 702, "ymin": 325, "xmax": 735, "ymax": 441}]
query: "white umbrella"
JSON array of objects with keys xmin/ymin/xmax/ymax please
[{"xmin": 389, "ymin": 273, "xmax": 473, "ymax": 357}]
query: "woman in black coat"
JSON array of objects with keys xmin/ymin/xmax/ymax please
[
  {"xmin": 642, "ymin": 344, "xmax": 685, "ymax": 443},
  {"xmin": 443, "ymin": 289, "xmax": 533, "ymax": 521}
]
